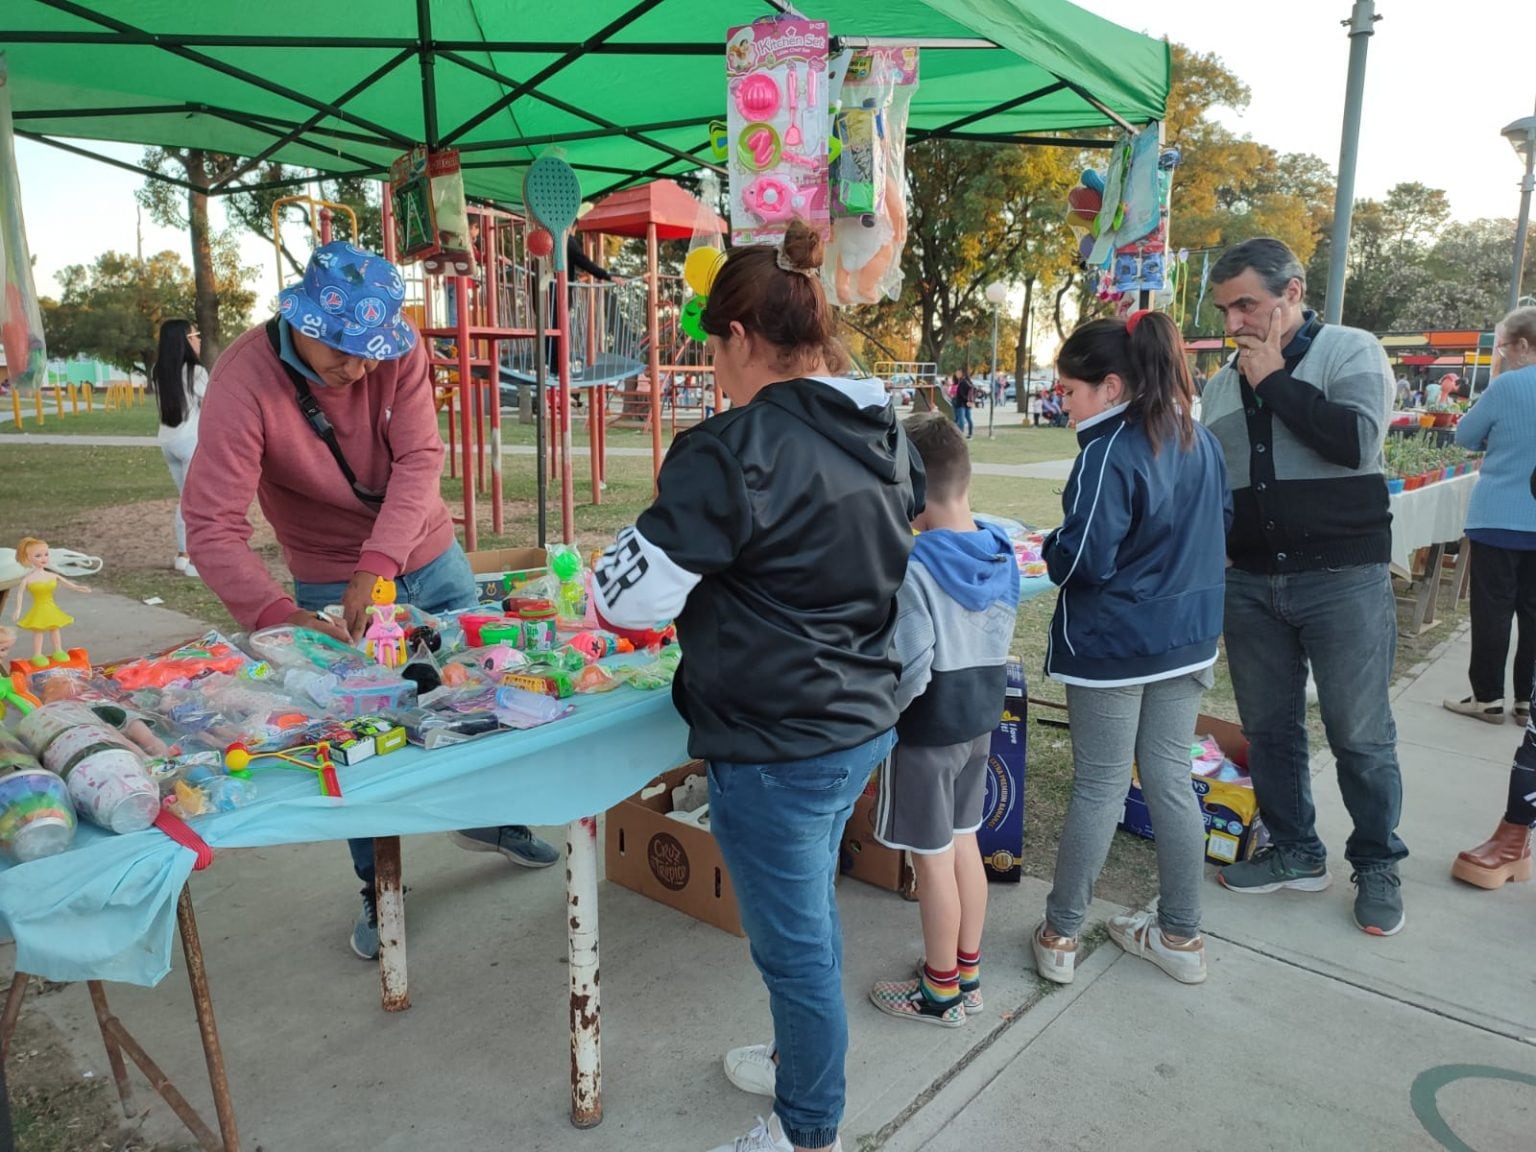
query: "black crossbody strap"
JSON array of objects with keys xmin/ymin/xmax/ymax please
[{"xmin": 264, "ymin": 318, "xmax": 383, "ymax": 508}]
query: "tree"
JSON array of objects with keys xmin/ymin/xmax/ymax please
[
  {"xmin": 1162, "ymin": 46, "xmax": 1335, "ymax": 333},
  {"xmin": 894, "ymin": 138, "xmax": 1081, "ymax": 367},
  {"xmin": 1397, "ymin": 218, "xmax": 1536, "ymax": 330},
  {"xmin": 135, "ymin": 148, "xmax": 256, "ymax": 363},
  {"xmin": 1306, "ymin": 181, "xmax": 1460, "ymax": 332},
  {"xmin": 43, "ymin": 250, "xmax": 197, "ymax": 379}
]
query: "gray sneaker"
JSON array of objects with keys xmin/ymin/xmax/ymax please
[
  {"xmin": 451, "ymin": 825, "xmax": 560, "ymax": 868},
  {"xmin": 350, "ymin": 893, "xmax": 379, "ymax": 961},
  {"xmin": 1351, "ymin": 868, "xmax": 1405, "ymax": 936},
  {"xmin": 1218, "ymin": 845, "xmax": 1331, "ymax": 894}
]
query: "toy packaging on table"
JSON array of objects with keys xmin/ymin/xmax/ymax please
[{"xmin": 0, "ymin": 545, "xmax": 680, "ymax": 867}]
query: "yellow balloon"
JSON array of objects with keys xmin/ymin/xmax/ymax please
[{"xmin": 684, "ymin": 246, "xmax": 726, "ymax": 297}]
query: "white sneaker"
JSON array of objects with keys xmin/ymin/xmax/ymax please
[
  {"xmin": 707, "ymin": 1113, "xmax": 840, "ymax": 1152},
  {"xmin": 1031, "ymin": 920, "xmax": 1077, "ymax": 985},
  {"xmin": 1107, "ymin": 909, "xmax": 1207, "ymax": 985},
  {"xmin": 173, "ymin": 555, "xmax": 190, "ymax": 572},
  {"xmin": 183, "ymin": 561, "xmax": 200, "ymax": 579},
  {"xmin": 723, "ymin": 1041, "xmax": 776, "ymax": 1097},
  {"xmin": 1443, "ymin": 696, "xmax": 1505, "ymax": 724}
]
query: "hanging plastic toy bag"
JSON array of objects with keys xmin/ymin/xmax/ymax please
[
  {"xmin": 823, "ymin": 46, "xmax": 919, "ymax": 307},
  {"xmin": 0, "ymin": 55, "xmax": 46, "ymax": 395}
]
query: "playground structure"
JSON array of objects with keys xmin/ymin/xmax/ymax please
[{"xmin": 874, "ymin": 360, "xmax": 947, "ymax": 415}]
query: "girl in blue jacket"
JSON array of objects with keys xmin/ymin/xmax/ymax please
[{"xmin": 1032, "ymin": 311, "xmax": 1232, "ymax": 988}]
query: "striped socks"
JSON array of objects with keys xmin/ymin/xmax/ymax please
[
  {"xmin": 920, "ymin": 963, "xmax": 960, "ymax": 1004},
  {"xmin": 957, "ymin": 948, "xmax": 981, "ymax": 989}
]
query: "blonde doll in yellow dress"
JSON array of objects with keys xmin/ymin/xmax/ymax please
[{"xmin": 11, "ymin": 537, "xmax": 92, "ymax": 667}]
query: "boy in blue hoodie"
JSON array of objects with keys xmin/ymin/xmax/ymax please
[{"xmin": 869, "ymin": 414, "xmax": 1020, "ymax": 1027}]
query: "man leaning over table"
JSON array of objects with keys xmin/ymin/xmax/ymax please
[
  {"xmin": 1200, "ymin": 237, "xmax": 1408, "ymax": 938},
  {"xmin": 183, "ymin": 241, "xmax": 558, "ymax": 962}
]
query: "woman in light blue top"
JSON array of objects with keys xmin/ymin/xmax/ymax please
[{"xmin": 1446, "ymin": 306, "xmax": 1536, "ymax": 723}]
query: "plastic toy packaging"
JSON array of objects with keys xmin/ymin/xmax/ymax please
[
  {"xmin": 725, "ymin": 16, "xmax": 831, "ymax": 245},
  {"xmin": 156, "ymin": 672, "xmax": 321, "ymax": 753},
  {"xmin": 493, "ymin": 684, "xmax": 571, "ymax": 730},
  {"xmin": 824, "ymin": 46, "xmax": 919, "ymax": 306},
  {"xmin": 14, "ymin": 702, "xmax": 160, "ymax": 834},
  {"xmin": 106, "ymin": 630, "xmax": 270, "ymax": 691},
  {"xmin": 616, "ymin": 645, "xmax": 682, "ymax": 691}
]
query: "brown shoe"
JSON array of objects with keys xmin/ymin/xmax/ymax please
[{"xmin": 1451, "ymin": 821, "xmax": 1533, "ymax": 889}]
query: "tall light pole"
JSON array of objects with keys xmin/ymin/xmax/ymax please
[
  {"xmin": 1323, "ymin": 1, "xmax": 1380, "ymax": 324},
  {"xmin": 1503, "ymin": 111, "xmax": 1536, "ymax": 313},
  {"xmin": 985, "ymin": 281, "xmax": 1007, "ymax": 439}
]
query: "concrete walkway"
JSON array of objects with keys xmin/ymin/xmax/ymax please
[{"xmin": 7, "ymin": 613, "xmax": 1533, "ymax": 1151}]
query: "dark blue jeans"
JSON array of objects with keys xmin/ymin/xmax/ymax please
[
  {"xmin": 953, "ymin": 404, "xmax": 973, "ymax": 435},
  {"xmin": 1224, "ymin": 564, "xmax": 1407, "ymax": 871},
  {"xmin": 294, "ymin": 541, "xmax": 484, "ymax": 895},
  {"xmin": 707, "ymin": 729, "xmax": 896, "ymax": 1151}
]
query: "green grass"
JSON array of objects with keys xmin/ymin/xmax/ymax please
[
  {"xmin": 2, "ymin": 400, "xmax": 159, "ymax": 436},
  {"xmin": 961, "ymin": 422, "xmax": 1078, "ymax": 466}
]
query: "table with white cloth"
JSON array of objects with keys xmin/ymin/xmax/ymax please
[
  {"xmin": 0, "ymin": 677, "xmax": 690, "ymax": 1150},
  {"xmin": 1388, "ymin": 472, "xmax": 1478, "ymax": 632}
]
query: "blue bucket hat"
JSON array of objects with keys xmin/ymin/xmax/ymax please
[{"xmin": 277, "ymin": 241, "xmax": 417, "ymax": 360}]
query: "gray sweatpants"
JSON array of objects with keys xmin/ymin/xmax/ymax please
[{"xmin": 1045, "ymin": 668, "xmax": 1213, "ymax": 939}]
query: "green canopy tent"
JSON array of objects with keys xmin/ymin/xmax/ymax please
[{"xmin": 2, "ymin": 1, "xmax": 1168, "ymax": 202}]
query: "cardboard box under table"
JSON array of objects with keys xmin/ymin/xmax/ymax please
[
  {"xmin": 1119, "ymin": 713, "xmax": 1266, "ymax": 866},
  {"xmin": 606, "ymin": 761, "xmax": 744, "ymax": 936}
]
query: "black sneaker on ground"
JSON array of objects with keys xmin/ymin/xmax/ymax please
[{"xmin": 1352, "ymin": 868, "xmax": 1405, "ymax": 937}]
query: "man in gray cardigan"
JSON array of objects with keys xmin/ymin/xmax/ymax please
[{"xmin": 1202, "ymin": 238, "xmax": 1407, "ymax": 937}]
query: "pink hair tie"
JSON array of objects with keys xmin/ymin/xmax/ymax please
[{"xmin": 1126, "ymin": 309, "xmax": 1153, "ymax": 335}]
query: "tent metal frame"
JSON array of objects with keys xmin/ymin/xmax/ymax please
[{"xmin": 5, "ymin": 0, "xmax": 1132, "ymax": 201}]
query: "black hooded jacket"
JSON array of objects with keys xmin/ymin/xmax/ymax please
[{"xmin": 592, "ymin": 376, "xmax": 925, "ymax": 763}]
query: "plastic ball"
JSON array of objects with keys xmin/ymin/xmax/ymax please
[
  {"xmin": 684, "ymin": 247, "xmax": 726, "ymax": 297},
  {"xmin": 550, "ymin": 551, "xmax": 582, "ymax": 581},
  {"xmin": 224, "ymin": 744, "xmax": 251, "ymax": 773},
  {"xmin": 527, "ymin": 229, "xmax": 555, "ymax": 259}
]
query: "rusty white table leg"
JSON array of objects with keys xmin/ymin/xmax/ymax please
[
  {"xmin": 0, "ymin": 971, "xmax": 27, "ymax": 1061},
  {"xmin": 176, "ymin": 887, "xmax": 241, "ymax": 1152},
  {"xmin": 567, "ymin": 815, "xmax": 602, "ymax": 1128},
  {"xmin": 374, "ymin": 836, "xmax": 410, "ymax": 1012}
]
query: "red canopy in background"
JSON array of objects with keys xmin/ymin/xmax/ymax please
[{"xmin": 577, "ymin": 179, "xmax": 725, "ymax": 240}]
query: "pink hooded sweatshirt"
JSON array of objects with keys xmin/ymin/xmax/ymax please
[{"xmin": 183, "ymin": 323, "xmax": 454, "ymax": 630}]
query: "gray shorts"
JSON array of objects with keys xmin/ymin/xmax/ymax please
[{"xmin": 872, "ymin": 734, "xmax": 991, "ymax": 854}]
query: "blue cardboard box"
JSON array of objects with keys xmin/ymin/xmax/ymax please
[{"xmin": 978, "ymin": 660, "xmax": 1027, "ymax": 881}]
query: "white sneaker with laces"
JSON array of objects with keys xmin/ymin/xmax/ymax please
[
  {"xmin": 1107, "ymin": 909, "xmax": 1207, "ymax": 984},
  {"xmin": 707, "ymin": 1113, "xmax": 841, "ymax": 1152},
  {"xmin": 723, "ymin": 1041, "xmax": 776, "ymax": 1097}
]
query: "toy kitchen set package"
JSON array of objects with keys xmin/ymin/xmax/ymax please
[{"xmin": 725, "ymin": 17, "xmax": 831, "ymax": 244}]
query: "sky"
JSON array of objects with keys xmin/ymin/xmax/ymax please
[{"xmin": 9, "ymin": 0, "xmax": 1536, "ymax": 311}]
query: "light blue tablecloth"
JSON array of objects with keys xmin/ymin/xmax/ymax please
[{"xmin": 0, "ymin": 685, "xmax": 690, "ymax": 987}]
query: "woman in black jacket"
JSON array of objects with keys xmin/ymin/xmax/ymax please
[{"xmin": 592, "ymin": 220, "xmax": 922, "ymax": 1152}]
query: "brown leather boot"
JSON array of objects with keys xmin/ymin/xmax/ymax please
[{"xmin": 1451, "ymin": 821, "xmax": 1533, "ymax": 889}]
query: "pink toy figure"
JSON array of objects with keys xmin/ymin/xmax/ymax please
[
  {"xmin": 10, "ymin": 537, "xmax": 92, "ymax": 668},
  {"xmin": 362, "ymin": 577, "xmax": 407, "ymax": 669}
]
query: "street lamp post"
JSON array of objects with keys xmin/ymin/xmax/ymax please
[
  {"xmin": 985, "ymin": 281, "xmax": 1007, "ymax": 439},
  {"xmin": 1503, "ymin": 112, "xmax": 1536, "ymax": 313}
]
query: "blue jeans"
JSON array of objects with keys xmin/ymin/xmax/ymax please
[
  {"xmin": 953, "ymin": 405, "xmax": 973, "ymax": 435},
  {"xmin": 294, "ymin": 541, "xmax": 485, "ymax": 894},
  {"xmin": 707, "ymin": 729, "xmax": 896, "ymax": 1150},
  {"xmin": 1224, "ymin": 564, "xmax": 1407, "ymax": 871}
]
